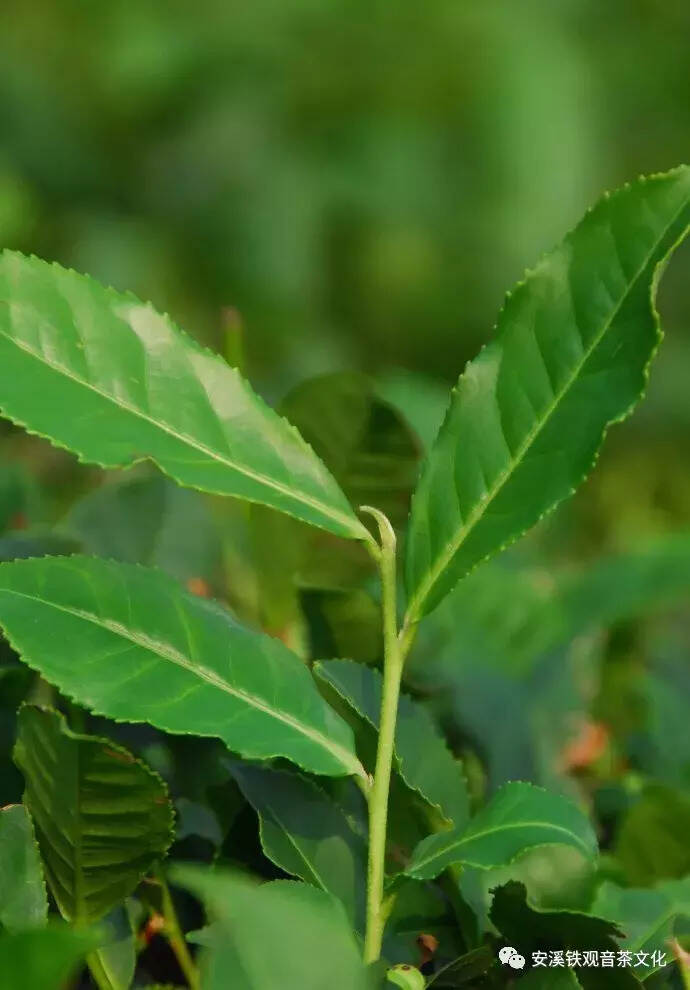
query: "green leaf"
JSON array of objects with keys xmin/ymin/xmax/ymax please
[
  {"xmin": 229, "ymin": 762, "xmax": 367, "ymax": 930},
  {"xmin": 0, "ymin": 530, "xmax": 81, "ymax": 563},
  {"xmin": 13, "ymin": 705, "xmax": 174, "ymax": 924},
  {"xmin": 61, "ymin": 472, "xmax": 223, "ymax": 586},
  {"xmin": 315, "ymin": 659, "xmax": 469, "ymax": 828},
  {"xmin": 591, "ymin": 878, "xmax": 690, "ymax": 976},
  {"xmin": 0, "ymin": 555, "xmax": 364, "ymax": 779},
  {"xmin": 0, "ymin": 926, "xmax": 100, "ymax": 990},
  {"xmin": 613, "ymin": 785, "xmax": 690, "ymax": 885},
  {"xmin": 91, "ymin": 905, "xmax": 138, "ymax": 990},
  {"xmin": 0, "ymin": 803, "xmax": 48, "ymax": 931},
  {"xmin": 425, "ymin": 945, "xmax": 496, "ymax": 988},
  {"xmin": 386, "ymin": 964, "xmax": 425, "ymax": 989},
  {"xmin": 405, "ymin": 782, "xmax": 597, "ymax": 880},
  {"xmin": 281, "ymin": 372, "xmax": 421, "ymax": 530},
  {"xmin": 0, "ymin": 252, "xmax": 368, "ymax": 542},
  {"xmin": 405, "ymin": 167, "xmax": 690, "ymax": 620},
  {"xmin": 490, "ymin": 882, "xmax": 641, "ymax": 990},
  {"xmin": 171, "ymin": 869, "xmax": 372, "ymax": 990}
]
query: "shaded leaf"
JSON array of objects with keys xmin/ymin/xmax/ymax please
[
  {"xmin": 315, "ymin": 659, "xmax": 469, "ymax": 828},
  {"xmin": 406, "ymin": 167, "xmax": 690, "ymax": 620},
  {"xmin": 14, "ymin": 705, "xmax": 174, "ymax": 924},
  {"xmin": 0, "ymin": 926, "xmax": 100, "ymax": 990},
  {"xmin": 426, "ymin": 945, "xmax": 496, "ymax": 988},
  {"xmin": 0, "ymin": 252, "xmax": 368, "ymax": 542},
  {"xmin": 0, "ymin": 530, "xmax": 80, "ymax": 562},
  {"xmin": 490, "ymin": 881, "xmax": 640, "ymax": 989},
  {"xmin": 614, "ymin": 785, "xmax": 690, "ymax": 885},
  {"xmin": 281, "ymin": 372, "xmax": 420, "ymax": 529},
  {"xmin": 591, "ymin": 878, "xmax": 690, "ymax": 976},
  {"xmin": 0, "ymin": 555, "xmax": 364, "ymax": 779},
  {"xmin": 0, "ymin": 803, "xmax": 47, "ymax": 931},
  {"xmin": 229, "ymin": 762, "xmax": 367, "ymax": 929},
  {"xmin": 172, "ymin": 869, "xmax": 372, "ymax": 990},
  {"xmin": 406, "ymin": 783, "xmax": 597, "ymax": 880}
]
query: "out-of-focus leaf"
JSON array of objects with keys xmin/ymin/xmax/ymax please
[
  {"xmin": 0, "ymin": 556, "xmax": 364, "ymax": 779},
  {"xmin": 406, "ymin": 783, "xmax": 597, "ymax": 880},
  {"xmin": 383, "ymin": 880, "xmax": 463, "ymax": 967},
  {"xmin": 614, "ymin": 785, "xmax": 690, "ymax": 885},
  {"xmin": 172, "ymin": 869, "xmax": 371, "ymax": 990},
  {"xmin": 0, "ymin": 464, "xmax": 37, "ymax": 534},
  {"xmin": 405, "ymin": 168, "xmax": 690, "ymax": 620},
  {"xmin": 229, "ymin": 762, "xmax": 367, "ymax": 929},
  {"xmin": 0, "ymin": 530, "xmax": 80, "ymax": 562},
  {"xmin": 425, "ymin": 945, "xmax": 496, "ymax": 988},
  {"xmin": 0, "ymin": 803, "xmax": 47, "ymax": 931},
  {"xmin": 0, "ymin": 252, "xmax": 368, "ymax": 542},
  {"xmin": 14, "ymin": 705, "xmax": 174, "ymax": 924},
  {"xmin": 61, "ymin": 472, "xmax": 223, "ymax": 587},
  {"xmin": 591, "ymin": 877, "xmax": 690, "ymax": 975},
  {"xmin": 92, "ymin": 904, "xmax": 137, "ymax": 990},
  {"xmin": 490, "ymin": 882, "xmax": 639, "ymax": 989},
  {"xmin": 386, "ymin": 964, "xmax": 425, "ymax": 989},
  {"xmin": 0, "ymin": 926, "xmax": 100, "ymax": 990},
  {"xmin": 281, "ymin": 372, "xmax": 420, "ymax": 530},
  {"xmin": 315, "ymin": 659, "xmax": 469, "ymax": 829}
]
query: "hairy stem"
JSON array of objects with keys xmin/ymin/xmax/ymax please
[
  {"xmin": 360, "ymin": 507, "xmax": 403, "ymax": 964},
  {"xmin": 155, "ymin": 864, "xmax": 201, "ymax": 990}
]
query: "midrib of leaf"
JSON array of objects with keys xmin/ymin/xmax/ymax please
[
  {"xmin": 406, "ymin": 196, "xmax": 690, "ymax": 622},
  {"xmin": 0, "ymin": 327, "xmax": 364, "ymax": 539},
  {"xmin": 410, "ymin": 820, "xmax": 593, "ymax": 872},
  {"xmin": 257, "ymin": 801, "xmax": 329, "ymax": 892},
  {"xmin": 1, "ymin": 587, "xmax": 362, "ymax": 779}
]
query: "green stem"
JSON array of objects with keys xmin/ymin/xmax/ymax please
[
  {"xmin": 156, "ymin": 864, "xmax": 201, "ymax": 990},
  {"xmin": 360, "ymin": 507, "xmax": 403, "ymax": 964}
]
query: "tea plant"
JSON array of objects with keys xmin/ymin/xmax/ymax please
[{"xmin": 0, "ymin": 167, "xmax": 689, "ymax": 988}]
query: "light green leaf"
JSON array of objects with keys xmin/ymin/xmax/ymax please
[
  {"xmin": 0, "ymin": 555, "xmax": 364, "ymax": 779},
  {"xmin": 172, "ymin": 869, "xmax": 372, "ymax": 990},
  {"xmin": 405, "ymin": 782, "xmax": 597, "ymax": 880},
  {"xmin": 14, "ymin": 705, "xmax": 173, "ymax": 924},
  {"xmin": 405, "ymin": 167, "xmax": 690, "ymax": 620},
  {"xmin": 592, "ymin": 878, "xmax": 690, "ymax": 975},
  {"xmin": 386, "ymin": 964, "xmax": 425, "ymax": 989},
  {"xmin": 0, "ymin": 926, "xmax": 100, "ymax": 990},
  {"xmin": 315, "ymin": 659, "xmax": 469, "ymax": 828},
  {"xmin": 0, "ymin": 803, "xmax": 47, "ymax": 931},
  {"xmin": 0, "ymin": 252, "xmax": 368, "ymax": 542},
  {"xmin": 229, "ymin": 762, "xmax": 367, "ymax": 929}
]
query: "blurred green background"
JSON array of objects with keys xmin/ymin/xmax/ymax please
[{"xmin": 1, "ymin": 0, "xmax": 690, "ymax": 927}]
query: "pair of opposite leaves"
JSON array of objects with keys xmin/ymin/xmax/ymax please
[{"xmin": 0, "ymin": 167, "xmax": 687, "ymax": 783}]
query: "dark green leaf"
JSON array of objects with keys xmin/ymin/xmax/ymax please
[
  {"xmin": 172, "ymin": 869, "xmax": 372, "ymax": 990},
  {"xmin": 0, "ymin": 926, "xmax": 100, "ymax": 990},
  {"xmin": 0, "ymin": 252, "xmax": 368, "ymax": 542},
  {"xmin": 0, "ymin": 556, "xmax": 364, "ymax": 779},
  {"xmin": 315, "ymin": 659, "xmax": 469, "ymax": 828},
  {"xmin": 405, "ymin": 168, "xmax": 690, "ymax": 619},
  {"xmin": 281, "ymin": 372, "xmax": 420, "ymax": 529},
  {"xmin": 406, "ymin": 783, "xmax": 597, "ymax": 880},
  {"xmin": 613, "ymin": 785, "xmax": 690, "ymax": 885},
  {"xmin": 426, "ymin": 945, "xmax": 496, "ymax": 988},
  {"xmin": 229, "ymin": 762, "xmax": 367, "ymax": 929},
  {"xmin": 0, "ymin": 530, "xmax": 80, "ymax": 562},
  {"xmin": 0, "ymin": 803, "xmax": 47, "ymax": 931},
  {"xmin": 14, "ymin": 705, "xmax": 174, "ymax": 924},
  {"xmin": 490, "ymin": 882, "xmax": 640, "ymax": 989}
]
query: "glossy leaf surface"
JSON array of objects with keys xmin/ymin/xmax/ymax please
[
  {"xmin": 315, "ymin": 659, "xmax": 469, "ymax": 828},
  {"xmin": 405, "ymin": 782, "xmax": 597, "ymax": 880},
  {"xmin": 14, "ymin": 706, "xmax": 173, "ymax": 923},
  {"xmin": 406, "ymin": 168, "xmax": 690, "ymax": 619},
  {"xmin": 0, "ymin": 252, "xmax": 367, "ymax": 542},
  {"xmin": 0, "ymin": 556, "xmax": 363, "ymax": 779},
  {"xmin": 172, "ymin": 869, "xmax": 371, "ymax": 990},
  {"xmin": 0, "ymin": 803, "xmax": 47, "ymax": 931},
  {"xmin": 230, "ymin": 762, "xmax": 367, "ymax": 929}
]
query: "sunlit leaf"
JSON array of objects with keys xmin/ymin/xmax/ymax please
[
  {"xmin": 406, "ymin": 168, "xmax": 690, "ymax": 619},
  {"xmin": 406, "ymin": 783, "xmax": 597, "ymax": 880},
  {"xmin": 0, "ymin": 252, "xmax": 368, "ymax": 542},
  {"xmin": 0, "ymin": 556, "xmax": 364, "ymax": 779}
]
